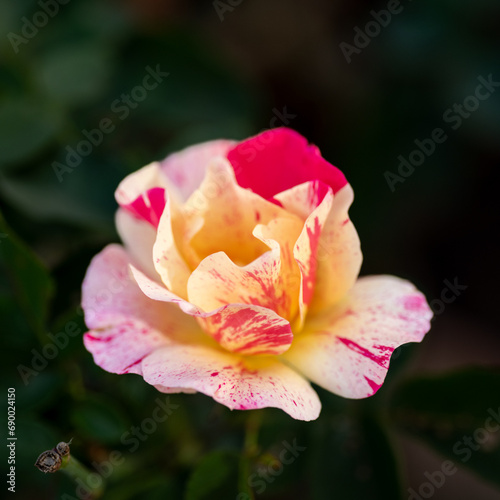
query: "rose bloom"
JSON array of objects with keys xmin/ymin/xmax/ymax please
[{"xmin": 82, "ymin": 128, "xmax": 432, "ymax": 421}]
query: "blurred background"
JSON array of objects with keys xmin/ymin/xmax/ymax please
[{"xmin": 1, "ymin": 0, "xmax": 499, "ymax": 498}]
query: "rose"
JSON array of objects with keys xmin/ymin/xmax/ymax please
[{"xmin": 82, "ymin": 127, "xmax": 432, "ymax": 421}]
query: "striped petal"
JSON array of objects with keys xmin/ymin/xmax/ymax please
[
  {"xmin": 131, "ymin": 265, "xmax": 294, "ymax": 356},
  {"xmin": 274, "ymin": 180, "xmax": 331, "ymax": 220},
  {"xmin": 115, "ymin": 208, "xmax": 158, "ymax": 279},
  {"xmin": 142, "ymin": 343, "xmax": 321, "ymax": 421},
  {"xmin": 282, "ymin": 275, "xmax": 433, "ymax": 398},
  {"xmin": 115, "ymin": 162, "xmax": 168, "ymax": 228},
  {"xmin": 187, "ymin": 217, "xmax": 302, "ymax": 321},
  {"xmin": 81, "ymin": 245, "xmax": 203, "ymax": 375},
  {"xmin": 152, "ymin": 196, "xmax": 194, "ymax": 299},
  {"xmin": 181, "ymin": 157, "xmax": 298, "ymax": 268},
  {"xmin": 294, "ymin": 183, "xmax": 362, "ymax": 318}
]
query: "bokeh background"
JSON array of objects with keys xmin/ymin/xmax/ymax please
[{"xmin": 1, "ymin": 0, "xmax": 500, "ymax": 499}]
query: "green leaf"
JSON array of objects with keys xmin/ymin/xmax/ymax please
[
  {"xmin": 185, "ymin": 450, "xmax": 239, "ymax": 500},
  {"xmin": 35, "ymin": 43, "xmax": 113, "ymax": 106},
  {"xmin": 0, "ymin": 0, "xmax": 33, "ymax": 56},
  {"xmin": 389, "ymin": 368, "xmax": 500, "ymax": 489},
  {"xmin": 68, "ymin": 1, "xmax": 130, "ymax": 43},
  {"xmin": 0, "ymin": 212, "xmax": 53, "ymax": 349},
  {"xmin": 0, "ymin": 156, "xmax": 120, "ymax": 232},
  {"xmin": 0, "ymin": 98, "xmax": 63, "ymax": 166}
]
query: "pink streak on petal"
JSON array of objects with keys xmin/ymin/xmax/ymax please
[
  {"xmin": 131, "ymin": 264, "xmax": 293, "ymax": 356},
  {"xmin": 364, "ymin": 376, "xmax": 382, "ymax": 395},
  {"xmin": 283, "ymin": 276, "xmax": 433, "ymax": 399},
  {"xmin": 81, "ymin": 245, "xmax": 200, "ymax": 376},
  {"xmin": 403, "ymin": 295, "xmax": 427, "ymax": 311},
  {"xmin": 122, "ymin": 187, "xmax": 166, "ymax": 228},
  {"xmin": 207, "ymin": 307, "xmax": 293, "ymax": 356},
  {"xmin": 141, "ymin": 344, "xmax": 322, "ymax": 420},
  {"xmin": 300, "ymin": 215, "xmax": 321, "ymax": 306},
  {"xmin": 84, "ymin": 333, "xmax": 113, "ymax": 343},
  {"xmin": 122, "ymin": 355, "xmax": 147, "ymax": 374},
  {"xmin": 337, "ymin": 337, "xmax": 390, "ymax": 369},
  {"xmin": 307, "ymin": 180, "xmax": 330, "ymax": 211}
]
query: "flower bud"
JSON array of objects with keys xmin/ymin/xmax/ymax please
[
  {"xmin": 56, "ymin": 441, "xmax": 71, "ymax": 457},
  {"xmin": 35, "ymin": 450, "xmax": 61, "ymax": 473}
]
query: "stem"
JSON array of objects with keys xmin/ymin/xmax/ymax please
[
  {"xmin": 238, "ymin": 411, "xmax": 263, "ymax": 500},
  {"xmin": 61, "ymin": 456, "xmax": 104, "ymax": 499}
]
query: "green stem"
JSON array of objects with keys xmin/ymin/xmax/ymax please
[
  {"xmin": 61, "ymin": 456, "xmax": 104, "ymax": 499},
  {"xmin": 238, "ymin": 411, "xmax": 263, "ymax": 499}
]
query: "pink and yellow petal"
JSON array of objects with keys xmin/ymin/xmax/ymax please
[
  {"xmin": 182, "ymin": 158, "xmax": 296, "ymax": 267},
  {"xmin": 152, "ymin": 197, "xmax": 194, "ymax": 299},
  {"xmin": 187, "ymin": 217, "xmax": 302, "ymax": 321},
  {"xmin": 274, "ymin": 180, "xmax": 331, "ymax": 220},
  {"xmin": 292, "ymin": 188, "xmax": 334, "ymax": 325},
  {"xmin": 82, "ymin": 245, "xmax": 202, "ymax": 374},
  {"xmin": 282, "ymin": 275, "xmax": 433, "ymax": 399},
  {"xmin": 84, "ymin": 321, "xmax": 167, "ymax": 376},
  {"xmin": 160, "ymin": 139, "xmax": 236, "ymax": 202},
  {"xmin": 141, "ymin": 344, "xmax": 321, "ymax": 420},
  {"xmin": 115, "ymin": 163, "xmax": 168, "ymax": 228},
  {"xmin": 294, "ymin": 183, "xmax": 362, "ymax": 319},
  {"xmin": 201, "ymin": 304, "xmax": 293, "ymax": 355},
  {"xmin": 131, "ymin": 264, "xmax": 293, "ymax": 356},
  {"xmin": 115, "ymin": 162, "xmax": 167, "ymax": 206},
  {"xmin": 115, "ymin": 208, "xmax": 158, "ymax": 279}
]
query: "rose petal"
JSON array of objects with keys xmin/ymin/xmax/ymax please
[
  {"xmin": 274, "ymin": 180, "xmax": 331, "ymax": 220},
  {"xmin": 123, "ymin": 187, "xmax": 166, "ymax": 228},
  {"xmin": 115, "ymin": 208, "xmax": 158, "ymax": 279},
  {"xmin": 142, "ymin": 343, "xmax": 321, "ymax": 420},
  {"xmin": 205, "ymin": 305, "xmax": 293, "ymax": 356},
  {"xmin": 181, "ymin": 158, "xmax": 297, "ymax": 268},
  {"xmin": 115, "ymin": 162, "xmax": 167, "ymax": 206},
  {"xmin": 130, "ymin": 264, "xmax": 293, "ymax": 356},
  {"xmin": 84, "ymin": 323, "xmax": 165, "ymax": 376},
  {"xmin": 282, "ymin": 275, "xmax": 433, "ymax": 398},
  {"xmin": 227, "ymin": 127, "xmax": 347, "ymax": 201},
  {"xmin": 153, "ymin": 196, "xmax": 194, "ymax": 299},
  {"xmin": 160, "ymin": 139, "xmax": 236, "ymax": 202},
  {"xmin": 82, "ymin": 245, "xmax": 203, "ymax": 375},
  {"xmin": 115, "ymin": 163, "xmax": 168, "ymax": 227},
  {"xmin": 292, "ymin": 184, "xmax": 362, "ymax": 321},
  {"xmin": 187, "ymin": 217, "xmax": 302, "ymax": 321}
]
